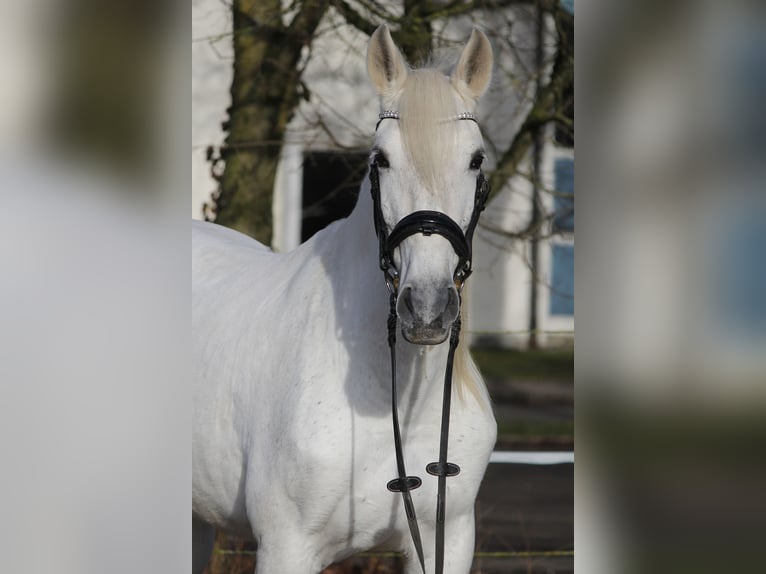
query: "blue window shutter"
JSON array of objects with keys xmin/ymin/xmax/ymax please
[
  {"xmin": 553, "ymin": 158, "xmax": 574, "ymax": 233},
  {"xmin": 550, "ymin": 244, "xmax": 574, "ymax": 316}
]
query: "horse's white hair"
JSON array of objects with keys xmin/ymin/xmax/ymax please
[
  {"xmin": 397, "ymin": 68, "xmax": 463, "ymax": 194},
  {"xmin": 454, "ymin": 285, "xmax": 492, "ymax": 411}
]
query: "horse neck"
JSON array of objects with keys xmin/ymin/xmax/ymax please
[{"xmin": 332, "ymin": 178, "xmax": 454, "ymax": 414}]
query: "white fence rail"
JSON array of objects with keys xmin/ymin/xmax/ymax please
[{"xmin": 489, "ymin": 451, "xmax": 574, "ymax": 464}]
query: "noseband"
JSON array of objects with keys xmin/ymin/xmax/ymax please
[{"xmin": 370, "ymin": 110, "xmax": 490, "ymax": 574}]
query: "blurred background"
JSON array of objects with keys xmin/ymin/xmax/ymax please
[
  {"xmin": 0, "ymin": 1, "xmax": 188, "ymax": 573},
  {"xmin": 0, "ymin": 0, "xmax": 763, "ymax": 573},
  {"xmin": 577, "ymin": 2, "xmax": 766, "ymax": 572}
]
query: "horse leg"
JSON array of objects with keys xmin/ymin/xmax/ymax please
[
  {"xmin": 401, "ymin": 511, "xmax": 477, "ymax": 574},
  {"xmin": 192, "ymin": 515, "xmax": 215, "ymax": 574},
  {"xmin": 441, "ymin": 511, "xmax": 478, "ymax": 573},
  {"xmin": 253, "ymin": 535, "xmax": 325, "ymax": 574}
]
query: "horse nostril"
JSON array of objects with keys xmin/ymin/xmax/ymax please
[
  {"xmin": 396, "ymin": 286, "xmax": 417, "ymax": 325},
  {"xmin": 402, "ymin": 287, "xmax": 415, "ymax": 315},
  {"xmin": 444, "ymin": 286, "xmax": 460, "ymax": 321},
  {"xmin": 396, "ymin": 286, "xmax": 416, "ymax": 324}
]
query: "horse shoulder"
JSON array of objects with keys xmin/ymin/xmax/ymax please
[{"xmin": 448, "ymin": 348, "xmax": 498, "ymax": 492}]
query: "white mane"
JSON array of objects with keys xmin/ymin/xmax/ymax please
[{"xmin": 398, "ymin": 69, "xmax": 462, "ymax": 193}]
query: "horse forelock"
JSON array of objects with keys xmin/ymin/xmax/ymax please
[{"xmin": 397, "ymin": 69, "xmax": 463, "ymax": 193}]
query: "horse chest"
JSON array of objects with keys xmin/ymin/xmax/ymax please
[{"xmin": 274, "ymin": 395, "xmax": 492, "ymax": 530}]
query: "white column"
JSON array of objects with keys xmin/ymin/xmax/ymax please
[{"xmin": 272, "ymin": 143, "xmax": 303, "ymax": 253}]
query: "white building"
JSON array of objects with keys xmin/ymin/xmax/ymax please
[{"xmin": 192, "ymin": 1, "xmax": 573, "ymax": 349}]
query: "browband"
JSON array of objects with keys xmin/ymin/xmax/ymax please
[{"xmin": 375, "ymin": 110, "xmax": 478, "ymax": 131}]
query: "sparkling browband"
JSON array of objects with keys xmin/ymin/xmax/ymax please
[
  {"xmin": 453, "ymin": 111, "xmax": 477, "ymax": 121},
  {"xmin": 378, "ymin": 109, "xmax": 400, "ymax": 121},
  {"xmin": 376, "ymin": 110, "xmax": 478, "ymax": 130}
]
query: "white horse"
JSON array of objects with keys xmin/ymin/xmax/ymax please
[{"xmin": 193, "ymin": 25, "xmax": 497, "ymax": 574}]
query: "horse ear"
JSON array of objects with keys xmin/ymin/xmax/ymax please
[
  {"xmin": 367, "ymin": 25, "xmax": 409, "ymax": 100},
  {"xmin": 451, "ymin": 28, "xmax": 493, "ymax": 102}
]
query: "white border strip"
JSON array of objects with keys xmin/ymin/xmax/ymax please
[{"xmin": 490, "ymin": 451, "xmax": 574, "ymax": 465}]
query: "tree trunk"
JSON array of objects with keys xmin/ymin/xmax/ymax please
[{"xmin": 214, "ymin": 0, "xmax": 326, "ymax": 246}]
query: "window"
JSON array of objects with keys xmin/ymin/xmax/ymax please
[
  {"xmin": 550, "ymin": 244, "xmax": 574, "ymax": 316},
  {"xmin": 552, "ymin": 158, "xmax": 574, "ymax": 233},
  {"xmin": 301, "ymin": 151, "xmax": 368, "ymax": 242}
]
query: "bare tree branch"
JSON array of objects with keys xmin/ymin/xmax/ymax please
[
  {"xmin": 424, "ymin": 0, "xmax": 530, "ymax": 20},
  {"xmin": 488, "ymin": 4, "xmax": 573, "ymax": 198},
  {"xmin": 329, "ymin": 0, "xmax": 379, "ymax": 36}
]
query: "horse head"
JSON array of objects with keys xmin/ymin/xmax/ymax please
[{"xmin": 367, "ymin": 25, "xmax": 493, "ymax": 345}]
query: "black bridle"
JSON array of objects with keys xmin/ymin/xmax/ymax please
[{"xmin": 370, "ymin": 110, "xmax": 490, "ymax": 574}]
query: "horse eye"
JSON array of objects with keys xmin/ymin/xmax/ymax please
[
  {"xmin": 469, "ymin": 152, "xmax": 484, "ymax": 171},
  {"xmin": 373, "ymin": 151, "xmax": 390, "ymax": 169}
]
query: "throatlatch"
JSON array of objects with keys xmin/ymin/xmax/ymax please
[{"xmin": 370, "ymin": 110, "xmax": 490, "ymax": 574}]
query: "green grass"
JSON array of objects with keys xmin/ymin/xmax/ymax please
[{"xmin": 470, "ymin": 347, "xmax": 573, "ymax": 381}]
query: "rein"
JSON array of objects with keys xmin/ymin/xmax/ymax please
[{"xmin": 370, "ymin": 110, "xmax": 490, "ymax": 574}]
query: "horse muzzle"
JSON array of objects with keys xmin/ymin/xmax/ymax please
[{"xmin": 396, "ymin": 284, "xmax": 459, "ymax": 345}]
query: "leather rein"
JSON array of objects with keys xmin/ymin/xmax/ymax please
[{"xmin": 370, "ymin": 110, "xmax": 490, "ymax": 574}]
